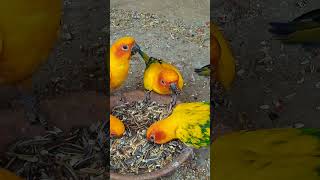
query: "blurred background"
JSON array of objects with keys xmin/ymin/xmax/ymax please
[{"xmin": 213, "ymin": 0, "xmax": 320, "ymax": 130}]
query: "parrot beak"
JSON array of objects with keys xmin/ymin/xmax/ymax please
[
  {"xmin": 169, "ymin": 83, "xmax": 179, "ymax": 95},
  {"xmin": 131, "ymin": 43, "xmax": 140, "ymax": 56},
  {"xmin": 149, "ymin": 134, "xmax": 155, "ymax": 143}
]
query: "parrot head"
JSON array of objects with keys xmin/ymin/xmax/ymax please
[
  {"xmin": 146, "ymin": 121, "xmax": 175, "ymax": 144},
  {"xmin": 158, "ymin": 69, "xmax": 180, "ymax": 94},
  {"xmin": 111, "ymin": 36, "xmax": 140, "ymax": 60}
]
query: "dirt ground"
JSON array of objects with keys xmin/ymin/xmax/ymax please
[
  {"xmin": 111, "ymin": 0, "xmax": 210, "ymax": 179},
  {"xmin": 213, "ymin": 0, "xmax": 320, "ymax": 131}
]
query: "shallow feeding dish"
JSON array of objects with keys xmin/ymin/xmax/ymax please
[{"xmin": 110, "ymin": 90, "xmax": 193, "ymax": 180}]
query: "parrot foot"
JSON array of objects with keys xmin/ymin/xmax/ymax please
[
  {"xmin": 167, "ymin": 94, "xmax": 177, "ymax": 113},
  {"xmin": 143, "ymin": 90, "xmax": 152, "ymax": 104}
]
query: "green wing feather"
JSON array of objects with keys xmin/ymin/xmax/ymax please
[{"xmin": 175, "ymin": 102, "xmax": 210, "ymax": 148}]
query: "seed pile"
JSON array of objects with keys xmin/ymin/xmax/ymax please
[
  {"xmin": 111, "ymin": 100, "xmax": 186, "ymax": 175},
  {"xmin": 0, "ymin": 122, "xmax": 108, "ymax": 180}
]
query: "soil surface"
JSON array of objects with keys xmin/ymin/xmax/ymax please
[{"xmin": 213, "ymin": 0, "xmax": 320, "ymax": 131}]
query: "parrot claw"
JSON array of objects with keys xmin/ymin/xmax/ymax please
[{"xmin": 167, "ymin": 94, "xmax": 177, "ymax": 113}]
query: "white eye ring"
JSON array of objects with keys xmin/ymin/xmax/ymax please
[
  {"xmin": 161, "ymin": 80, "xmax": 165, "ymax": 85},
  {"xmin": 122, "ymin": 45, "xmax": 129, "ymax": 51}
]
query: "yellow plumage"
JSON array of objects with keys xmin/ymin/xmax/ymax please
[
  {"xmin": 194, "ymin": 22, "xmax": 236, "ymax": 90},
  {"xmin": 212, "ymin": 128, "xmax": 320, "ymax": 180},
  {"xmin": 0, "ymin": 0, "xmax": 61, "ymax": 85},
  {"xmin": 109, "ymin": 36, "xmax": 137, "ymax": 91},
  {"xmin": 110, "ymin": 115, "xmax": 125, "ymax": 137},
  {"xmin": 144, "ymin": 62, "xmax": 184, "ymax": 95},
  {"xmin": 109, "ymin": 37, "xmax": 139, "ymax": 137},
  {"xmin": 137, "ymin": 48, "xmax": 184, "ymax": 96},
  {"xmin": 0, "ymin": 168, "xmax": 24, "ymax": 180},
  {"xmin": 147, "ymin": 102, "xmax": 210, "ymax": 148},
  {"xmin": 212, "ymin": 23, "xmax": 236, "ymax": 90}
]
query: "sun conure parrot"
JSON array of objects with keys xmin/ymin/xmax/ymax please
[
  {"xmin": 212, "ymin": 128, "xmax": 320, "ymax": 180},
  {"xmin": 146, "ymin": 102, "xmax": 210, "ymax": 149},
  {"xmin": 269, "ymin": 9, "xmax": 320, "ymax": 44},
  {"xmin": 0, "ymin": 168, "xmax": 24, "ymax": 180},
  {"xmin": 109, "ymin": 36, "xmax": 139, "ymax": 137},
  {"xmin": 110, "ymin": 114, "xmax": 125, "ymax": 137},
  {"xmin": 109, "ymin": 36, "xmax": 140, "ymax": 91},
  {"xmin": 136, "ymin": 46, "xmax": 184, "ymax": 111},
  {"xmin": 194, "ymin": 22, "xmax": 236, "ymax": 91},
  {"xmin": 0, "ymin": 0, "xmax": 62, "ymax": 127}
]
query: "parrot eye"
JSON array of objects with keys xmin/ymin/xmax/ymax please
[
  {"xmin": 122, "ymin": 45, "xmax": 129, "ymax": 51},
  {"xmin": 150, "ymin": 135, "xmax": 155, "ymax": 142},
  {"xmin": 160, "ymin": 80, "xmax": 165, "ymax": 85}
]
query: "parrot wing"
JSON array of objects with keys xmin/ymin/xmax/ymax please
[
  {"xmin": 194, "ymin": 64, "xmax": 211, "ymax": 77},
  {"xmin": 269, "ymin": 9, "xmax": 320, "ymax": 44},
  {"xmin": 212, "ymin": 23, "xmax": 236, "ymax": 90},
  {"xmin": 176, "ymin": 119, "xmax": 210, "ymax": 148},
  {"xmin": 212, "ymin": 128, "xmax": 320, "ymax": 180},
  {"xmin": 175, "ymin": 102, "xmax": 210, "ymax": 148},
  {"xmin": 292, "ymin": 8, "xmax": 320, "ymax": 23}
]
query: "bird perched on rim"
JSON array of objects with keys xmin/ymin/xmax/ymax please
[
  {"xmin": 110, "ymin": 36, "xmax": 140, "ymax": 91},
  {"xmin": 146, "ymin": 102, "xmax": 210, "ymax": 149},
  {"xmin": 136, "ymin": 46, "xmax": 184, "ymax": 111},
  {"xmin": 109, "ymin": 36, "xmax": 139, "ymax": 137},
  {"xmin": 269, "ymin": 9, "xmax": 320, "ymax": 44},
  {"xmin": 194, "ymin": 22, "xmax": 236, "ymax": 91},
  {"xmin": 212, "ymin": 128, "xmax": 320, "ymax": 180},
  {"xmin": 0, "ymin": 0, "xmax": 62, "ymax": 128}
]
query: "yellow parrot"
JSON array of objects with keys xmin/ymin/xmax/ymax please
[
  {"xmin": 109, "ymin": 36, "xmax": 139, "ymax": 137},
  {"xmin": 109, "ymin": 36, "xmax": 139, "ymax": 91},
  {"xmin": 136, "ymin": 46, "xmax": 184, "ymax": 111},
  {"xmin": 110, "ymin": 114, "xmax": 125, "ymax": 137},
  {"xmin": 0, "ymin": 0, "xmax": 62, "ymax": 127},
  {"xmin": 146, "ymin": 102, "xmax": 210, "ymax": 149},
  {"xmin": 212, "ymin": 128, "xmax": 320, "ymax": 180},
  {"xmin": 194, "ymin": 22, "xmax": 236, "ymax": 91}
]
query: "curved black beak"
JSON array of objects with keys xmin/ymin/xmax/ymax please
[
  {"xmin": 131, "ymin": 43, "xmax": 140, "ymax": 56},
  {"xmin": 169, "ymin": 83, "xmax": 180, "ymax": 95},
  {"xmin": 149, "ymin": 134, "xmax": 155, "ymax": 143}
]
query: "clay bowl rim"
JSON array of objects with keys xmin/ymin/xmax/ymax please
[
  {"xmin": 110, "ymin": 91, "xmax": 194, "ymax": 180},
  {"xmin": 110, "ymin": 147, "xmax": 193, "ymax": 180}
]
